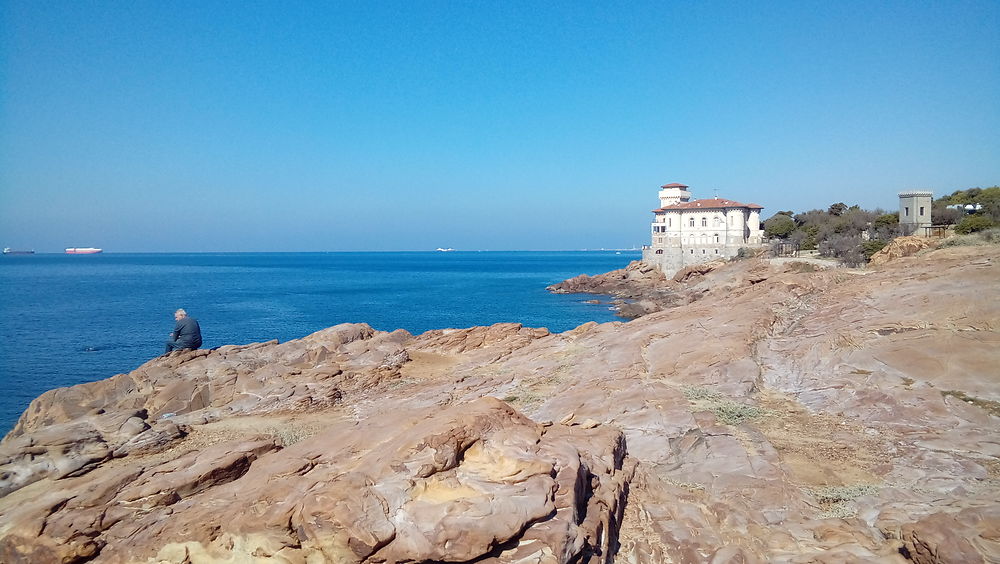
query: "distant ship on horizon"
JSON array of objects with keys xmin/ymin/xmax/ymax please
[
  {"xmin": 2, "ymin": 248, "xmax": 35, "ymax": 255},
  {"xmin": 65, "ymin": 247, "xmax": 103, "ymax": 254}
]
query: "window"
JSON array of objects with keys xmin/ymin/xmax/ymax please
[
  {"xmin": 668, "ymin": 218, "xmax": 672, "ymax": 227},
  {"xmin": 715, "ymin": 249, "xmax": 719, "ymax": 254},
  {"xmin": 701, "ymin": 217, "xmax": 707, "ymax": 227},
  {"xmin": 905, "ymin": 207, "xmax": 910, "ymax": 216},
  {"xmin": 702, "ymin": 249, "xmax": 706, "ymax": 254},
  {"xmin": 689, "ymin": 217, "xmax": 695, "ymax": 227},
  {"xmin": 655, "ymin": 249, "xmax": 663, "ymax": 254},
  {"xmin": 714, "ymin": 234, "xmax": 719, "ymax": 243},
  {"xmin": 690, "ymin": 249, "xmax": 694, "ymax": 254},
  {"xmin": 920, "ymin": 206, "xmax": 925, "ymax": 216}
]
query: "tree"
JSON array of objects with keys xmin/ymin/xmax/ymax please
[
  {"xmin": 874, "ymin": 213, "xmax": 898, "ymax": 228},
  {"xmin": 763, "ymin": 213, "xmax": 796, "ymax": 238},
  {"xmin": 819, "ymin": 234, "xmax": 865, "ymax": 266},
  {"xmin": 828, "ymin": 202, "xmax": 848, "ymax": 216},
  {"xmin": 930, "ymin": 203, "xmax": 962, "ymax": 226},
  {"xmin": 936, "ymin": 186, "xmax": 1000, "ymax": 223}
]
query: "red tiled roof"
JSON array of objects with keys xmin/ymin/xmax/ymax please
[
  {"xmin": 660, "ymin": 183, "xmax": 689, "ymax": 188},
  {"xmin": 653, "ymin": 198, "xmax": 764, "ymax": 212}
]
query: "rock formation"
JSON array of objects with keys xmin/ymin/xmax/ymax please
[
  {"xmin": 1, "ymin": 246, "xmax": 998, "ymax": 563},
  {"xmin": 868, "ymin": 236, "xmax": 937, "ymax": 265},
  {"xmin": 546, "ymin": 260, "xmax": 680, "ymax": 317}
]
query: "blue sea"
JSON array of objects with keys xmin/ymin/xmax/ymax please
[{"xmin": 0, "ymin": 251, "xmax": 638, "ymax": 434}]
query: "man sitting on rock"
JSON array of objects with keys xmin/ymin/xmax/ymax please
[{"xmin": 164, "ymin": 308, "xmax": 202, "ymax": 354}]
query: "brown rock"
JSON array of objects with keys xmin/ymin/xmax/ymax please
[
  {"xmin": 869, "ymin": 235, "xmax": 937, "ymax": 265},
  {"xmin": 898, "ymin": 506, "xmax": 1000, "ymax": 564},
  {"xmin": 672, "ymin": 259, "xmax": 726, "ymax": 282},
  {"xmin": 0, "ymin": 247, "xmax": 997, "ymax": 563}
]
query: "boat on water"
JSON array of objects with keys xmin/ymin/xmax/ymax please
[
  {"xmin": 65, "ymin": 247, "xmax": 103, "ymax": 254},
  {"xmin": 435, "ymin": 247, "xmax": 455, "ymax": 252},
  {"xmin": 3, "ymin": 248, "xmax": 35, "ymax": 255}
]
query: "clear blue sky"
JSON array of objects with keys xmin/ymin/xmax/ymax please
[{"xmin": 2, "ymin": 1, "xmax": 997, "ymax": 251}]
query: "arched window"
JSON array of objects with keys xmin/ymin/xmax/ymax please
[
  {"xmin": 688, "ymin": 217, "xmax": 695, "ymax": 227},
  {"xmin": 656, "ymin": 249, "xmax": 663, "ymax": 254},
  {"xmin": 701, "ymin": 217, "xmax": 707, "ymax": 227},
  {"xmin": 714, "ymin": 234, "xmax": 719, "ymax": 243}
]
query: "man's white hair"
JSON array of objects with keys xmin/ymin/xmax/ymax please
[{"xmin": 175, "ymin": 309, "xmax": 187, "ymax": 317}]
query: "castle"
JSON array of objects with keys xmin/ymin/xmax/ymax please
[{"xmin": 641, "ymin": 182, "xmax": 764, "ymax": 276}]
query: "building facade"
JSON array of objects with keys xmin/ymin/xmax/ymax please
[
  {"xmin": 898, "ymin": 190, "xmax": 933, "ymax": 235},
  {"xmin": 641, "ymin": 183, "xmax": 764, "ymax": 276}
]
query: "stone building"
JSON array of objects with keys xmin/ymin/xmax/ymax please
[
  {"xmin": 898, "ymin": 190, "xmax": 933, "ymax": 235},
  {"xmin": 641, "ymin": 182, "xmax": 764, "ymax": 276}
]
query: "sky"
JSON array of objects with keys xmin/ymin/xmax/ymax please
[{"xmin": 1, "ymin": 1, "xmax": 998, "ymax": 252}]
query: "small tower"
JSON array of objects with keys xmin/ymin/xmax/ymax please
[
  {"xmin": 658, "ymin": 183, "xmax": 691, "ymax": 207},
  {"xmin": 898, "ymin": 190, "xmax": 933, "ymax": 235}
]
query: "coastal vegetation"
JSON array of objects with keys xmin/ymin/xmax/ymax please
[
  {"xmin": 763, "ymin": 202, "xmax": 900, "ymax": 266},
  {"xmin": 763, "ymin": 186, "xmax": 1000, "ymax": 265},
  {"xmin": 934, "ymin": 186, "xmax": 1000, "ymax": 232},
  {"xmin": 940, "ymin": 228, "xmax": 1000, "ymax": 247},
  {"xmin": 682, "ymin": 386, "xmax": 772, "ymax": 425}
]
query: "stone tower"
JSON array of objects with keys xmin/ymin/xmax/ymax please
[
  {"xmin": 898, "ymin": 191, "xmax": 933, "ymax": 235},
  {"xmin": 658, "ymin": 183, "xmax": 691, "ymax": 207}
]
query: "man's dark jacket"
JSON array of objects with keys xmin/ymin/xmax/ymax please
[{"xmin": 171, "ymin": 317, "xmax": 202, "ymax": 349}]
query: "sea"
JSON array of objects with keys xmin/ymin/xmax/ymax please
[{"xmin": 0, "ymin": 251, "xmax": 639, "ymax": 434}]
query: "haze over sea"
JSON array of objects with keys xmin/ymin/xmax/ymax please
[{"xmin": 0, "ymin": 251, "xmax": 637, "ymax": 433}]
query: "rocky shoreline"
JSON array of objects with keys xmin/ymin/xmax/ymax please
[{"xmin": 1, "ymin": 245, "xmax": 998, "ymax": 563}]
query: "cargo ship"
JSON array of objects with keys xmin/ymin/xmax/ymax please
[
  {"xmin": 3, "ymin": 248, "xmax": 35, "ymax": 255},
  {"xmin": 65, "ymin": 248, "xmax": 103, "ymax": 254}
]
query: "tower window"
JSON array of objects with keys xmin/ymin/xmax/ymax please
[
  {"xmin": 905, "ymin": 207, "xmax": 909, "ymax": 216},
  {"xmin": 920, "ymin": 206, "xmax": 925, "ymax": 216}
]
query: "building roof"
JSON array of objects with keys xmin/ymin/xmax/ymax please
[
  {"xmin": 660, "ymin": 183, "xmax": 689, "ymax": 189},
  {"xmin": 654, "ymin": 198, "xmax": 764, "ymax": 212}
]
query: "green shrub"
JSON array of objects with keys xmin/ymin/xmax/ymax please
[
  {"xmin": 941, "ymin": 228, "xmax": 1000, "ymax": 247},
  {"xmin": 955, "ymin": 215, "xmax": 995, "ymax": 234},
  {"xmin": 861, "ymin": 240, "xmax": 888, "ymax": 260},
  {"xmin": 682, "ymin": 387, "xmax": 770, "ymax": 425},
  {"xmin": 808, "ymin": 484, "xmax": 880, "ymax": 519}
]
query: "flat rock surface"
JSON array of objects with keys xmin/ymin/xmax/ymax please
[{"xmin": 1, "ymin": 246, "xmax": 998, "ymax": 563}]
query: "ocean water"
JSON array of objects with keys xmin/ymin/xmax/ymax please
[{"xmin": 0, "ymin": 251, "xmax": 638, "ymax": 433}]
